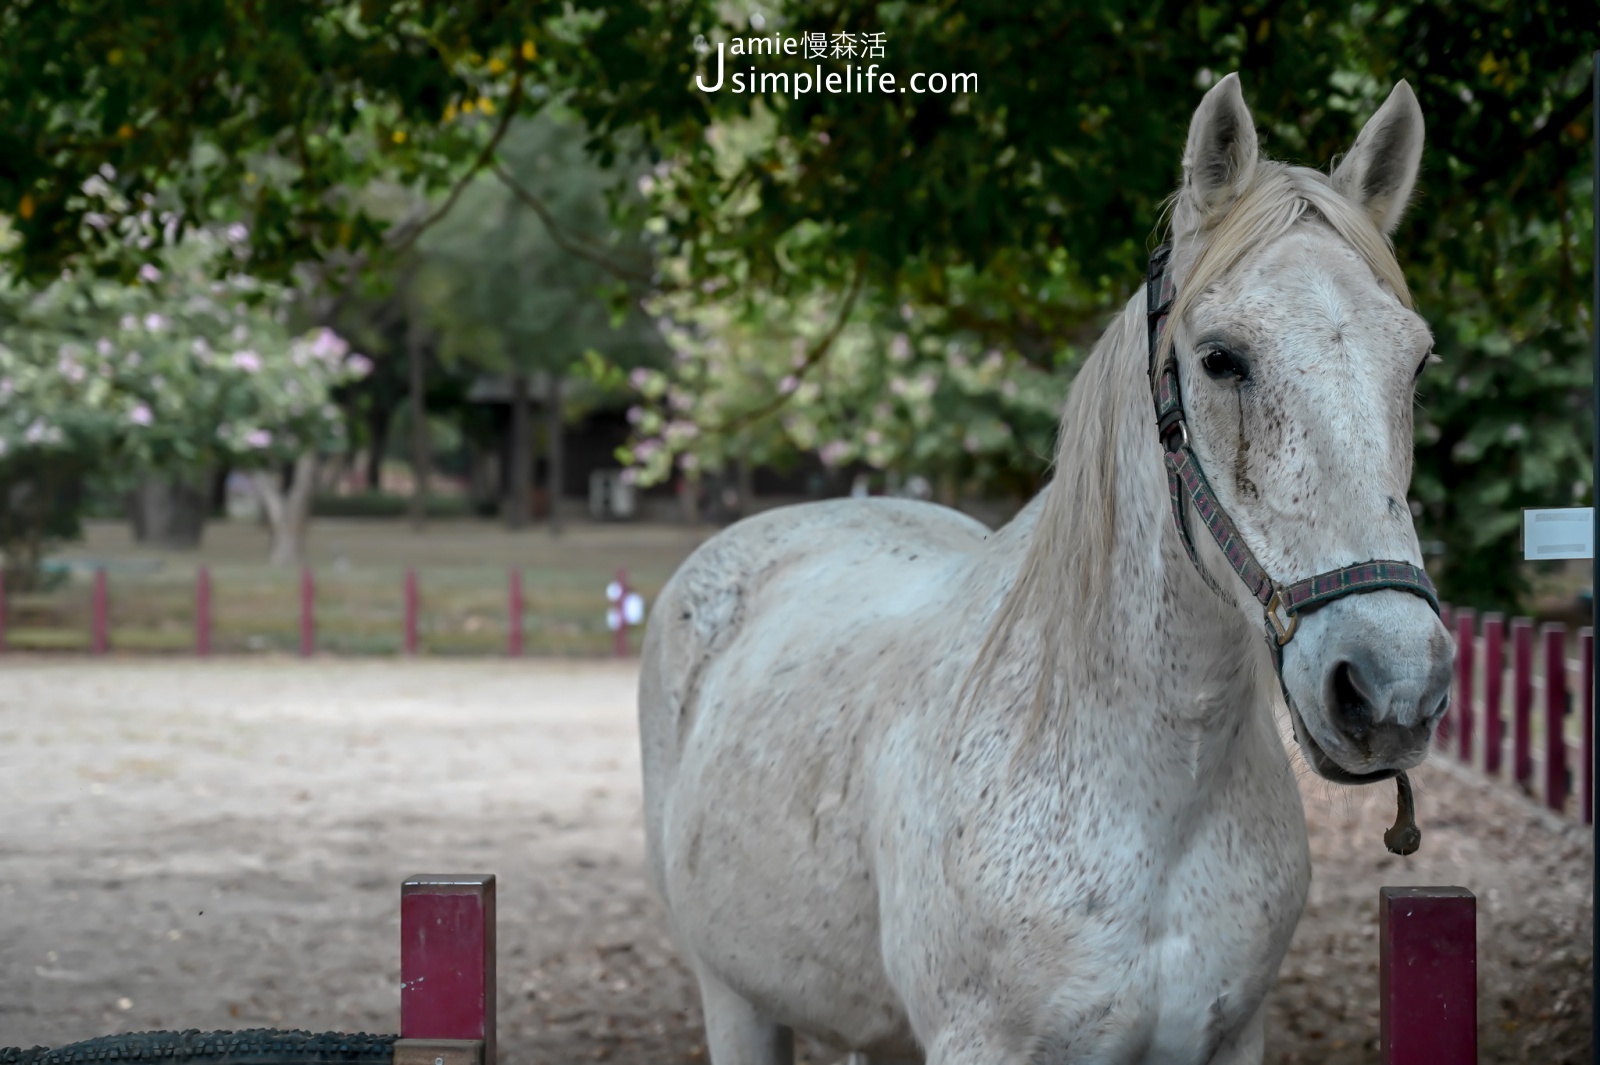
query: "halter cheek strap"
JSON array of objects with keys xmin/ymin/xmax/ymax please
[{"xmin": 1143, "ymin": 242, "xmax": 1440, "ymax": 652}]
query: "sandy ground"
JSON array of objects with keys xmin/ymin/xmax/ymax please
[{"xmin": 0, "ymin": 660, "xmax": 1591, "ymax": 1063}]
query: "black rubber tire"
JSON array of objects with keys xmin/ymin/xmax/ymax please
[{"xmin": 0, "ymin": 1029, "xmax": 396, "ymax": 1064}]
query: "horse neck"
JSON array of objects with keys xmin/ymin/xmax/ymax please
[{"xmin": 981, "ymin": 293, "xmax": 1270, "ymax": 769}]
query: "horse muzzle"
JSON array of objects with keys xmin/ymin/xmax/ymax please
[{"xmin": 1288, "ymin": 618, "xmax": 1454, "ymax": 783}]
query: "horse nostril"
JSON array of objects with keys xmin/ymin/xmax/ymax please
[
  {"xmin": 1426, "ymin": 690, "xmax": 1450, "ymax": 726},
  {"xmin": 1331, "ymin": 660, "xmax": 1375, "ymax": 743}
]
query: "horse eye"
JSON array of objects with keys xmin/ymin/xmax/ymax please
[
  {"xmin": 1200, "ymin": 349, "xmax": 1247, "ymax": 381},
  {"xmin": 1413, "ymin": 354, "xmax": 1431, "ymax": 380}
]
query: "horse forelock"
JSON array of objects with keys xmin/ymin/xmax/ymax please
[{"xmin": 1157, "ymin": 162, "xmax": 1413, "ymax": 369}]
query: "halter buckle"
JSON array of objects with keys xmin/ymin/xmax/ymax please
[{"xmin": 1266, "ymin": 588, "xmax": 1299, "ymax": 647}]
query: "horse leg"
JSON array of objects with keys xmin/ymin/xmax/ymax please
[
  {"xmin": 696, "ymin": 968, "xmax": 795, "ymax": 1065},
  {"xmin": 1205, "ymin": 1002, "xmax": 1265, "ymax": 1065}
]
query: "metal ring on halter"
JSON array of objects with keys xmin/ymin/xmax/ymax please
[{"xmin": 1265, "ymin": 588, "xmax": 1299, "ymax": 646}]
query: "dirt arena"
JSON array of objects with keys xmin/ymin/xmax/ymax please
[{"xmin": 0, "ymin": 659, "xmax": 1591, "ymax": 1062}]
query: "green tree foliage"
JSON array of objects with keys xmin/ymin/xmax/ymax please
[
  {"xmin": 0, "ymin": 204, "xmax": 368, "ymax": 577},
  {"xmin": 414, "ymin": 112, "xmax": 660, "ymax": 380},
  {"xmin": 0, "ymin": 1, "xmax": 1593, "ymax": 606}
]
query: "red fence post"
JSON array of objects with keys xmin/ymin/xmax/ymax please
[
  {"xmin": 613, "ymin": 567, "xmax": 629, "ymax": 659},
  {"xmin": 1581, "ymin": 627, "xmax": 1593, "ymax": 825},
  {"xmin": 1453, "ymin": 608, "xmax": 1475, "ymax": 764},
  {"xmin": 401, "ymin": 874, "xmax": 496, "ymax": 1063},
  {"xmin": 1437, "ymin": 604, "xmax": 1454, "ymax": 749},
  {"xmin": 1483, "ymin": 613, "xmax": 1504, "ymax": 777},
  {"xmin": 507, "ymin": 570, "xmax": 523, "ymax": 658},
  {"xmin": 91, "ymin": 567, "xmax": 108, "ymax": 655},
  {"xmin": 196, "ymin": 566, "xmax": 211, "ymax": 657},
  {"xmin": 299, "ymin": 567, "xmax": 315, "ymax": 659},
  {"xmin": 1543, "ymin": 622, "xmax": 1569, "ymax": 813},
  {"xmin": 404, "ymin": 569, "xmax": 419, "ymax": 657},
  {"xmin": 1513, "ymin": 618, "xmax": 1534, "ymax": 792},
  {"xmin": 1379, "ymin": 886, "xmax": 1477, "ymax": 1065}
]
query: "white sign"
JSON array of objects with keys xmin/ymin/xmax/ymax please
[{"xmin": 1522, "ymin": 507, "xmax": 1594, "ymax": 560}]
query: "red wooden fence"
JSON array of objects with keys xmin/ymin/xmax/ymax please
[
  {"xmin": 19, "ymin": 566, "xmax": 638, "ymax": 660},
  {"xmin": 1439, "ymin": 602, "xmax": 1594, "ymax": 823}
]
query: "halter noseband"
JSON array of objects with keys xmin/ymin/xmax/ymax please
[{"xmin": 1144, "ymin": 242, "xmax": 1440, "ymax": 655}]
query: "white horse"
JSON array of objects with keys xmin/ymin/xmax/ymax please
[{"xmin": 638, "ymin": 74, "xmax": 1454, "ymax": 1065}]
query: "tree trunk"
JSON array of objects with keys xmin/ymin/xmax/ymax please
[
  {"xmin": 407, "ymin": 315, "xmax": 429, "ymax": 531},
  {"xmin": 365, "ymin": 405, "xmax": 390, "ymax": 491},
  {"xmin": 546, "ymin": 373, "xmax": 564, "ymax": 538},
  {"xmin": 251, "ymin": 453, "xmax": 318, "ymax": 567},
  {"xmin": 127, "ymin": 474, "xmax": 209, "ymax": 548},
  {"xmin": 736, "ymin": 456, "xmax": 754, "ymax": 515},
  {"xmin": 506, "ymin": 370, "xmax": 532, "ymax": 530}
]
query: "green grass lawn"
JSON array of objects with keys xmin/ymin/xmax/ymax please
[{"xmin": 6, "ymin": 516, "xmax": 716, "ymax": 657}]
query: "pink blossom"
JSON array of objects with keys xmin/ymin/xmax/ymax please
[
  {"xmin": 779, "ymin": 375, "xmax": 799, "ymax": 394},
  {"xmin": 889, "ymin": 333, "xmax": 912, "ymax": 362},
  {"xmin": 119, "ymin": 315, "xmax": 139, "ymax": 332},
  {"xmin": 138, "ymin": 264, "xmax": 163, "ymax": 283},
  {"xmin": 143, "ymin": 312, "xmax": 169, "ymax": 332},
  {"xmin": 225, "ymin": 223, "xmax": 250, "ymax": 244},
  {"xmin": 819, "ymin": 441, "xmax": 850, "ymax": 467},
  {"xmin": 619, "ymin": 467, "xmax": 639, "ymax": 485},
  {"xmin": 308, "ymin": 327, "xmax": 348, "ymax": 362},
  {"xmin": 96, "ymin": 338, "xmax": 114, "ymax": 356},
  {"xmin": 626, "ymin": 406, "xmax": 644, "ymax": 426},
  {"xmin": 129, "ymin": 403, "xmax": 153, "ymax": 426},
  {"xmin": 246, "ymin": 428, "xmax": 273, "ymax": 449},
  {"xmin": 231, "ymin": 350, "xmax": 262, "ymax": 373},
  {"xmin": 57, "ymin": 346, "xmax": 86, "ymax": 382},
  {"xmin": 629, "ymin": 368, "xmax": 653, "ymax": 391},
  {"xmin": 345, "ymin": 353, "xmax": 374, "ymax": 377}
]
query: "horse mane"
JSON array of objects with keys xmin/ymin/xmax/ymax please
[{"xmin": 958, "ymin": 160, "xmax": 1413, "ymax": 732}]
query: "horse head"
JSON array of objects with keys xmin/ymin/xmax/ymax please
[{"xmin": 1162, "ymin": 74, "xmax": 1454, "ymax": 784}]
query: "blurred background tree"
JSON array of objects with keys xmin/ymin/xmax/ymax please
[{"xmin": 0, "ymin": 0, "xmax": 1592, "ymax": 609}]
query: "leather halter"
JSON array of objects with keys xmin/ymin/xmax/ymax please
[{"xmin": 1144, "ymin": 242, "xmax": 1440, "ymax": 655}]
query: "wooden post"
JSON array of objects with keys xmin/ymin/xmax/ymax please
[
  {"xmin": 1513, "ymin": 618, "xmax": 1534, "ymax": 791},
  {"xmin": 1453, "ymin": 608, "xmax": 1475, "ymax": 764},
  {"xmin": 196, "ymin": 566, "xmax": 211, "ymax": 657},
  {"xmin": 507, "ymin": 570, "xmax": 523, "ymax": 659},
  {"xmin": 92, "ymin": 567, "xmax": 109, "ymax": 655},
  {"xmin": 1544, "ymin": 622, "xmax": 1569, "ymax": 813},
  {"xmin": 1483, "ymin": 613, "xmax": 1504, "ymax": 776},
  {"xmin": 614, "ymin": 567, "xmax": 628, "ymax": 659},
  {"xmin": 400, "ymin": 874, "xmax": 496, "ymax": 1064},
  {"xmin": 1379, "ymin": 886, "xmax": 1477, "ymax": 1065},
  {"xmin": 404, "ymin": 569, "xmax": 419, "ymax": 656},
  {"xmin": 1581, "ymin": 627, "xmax": 1593, "ymax": 825},
  {"xmin": 299, "ymin": 567, "xmax": 315, "ymax": 659}
]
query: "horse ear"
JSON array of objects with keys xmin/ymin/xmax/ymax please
[
  {"xmin": 1331, "ymin": 81, "xmax": 1425, "ymax": 236},
  {"xmin": 1175, "ymin": 72, "xmax": 1259, "ymax": 236}
]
